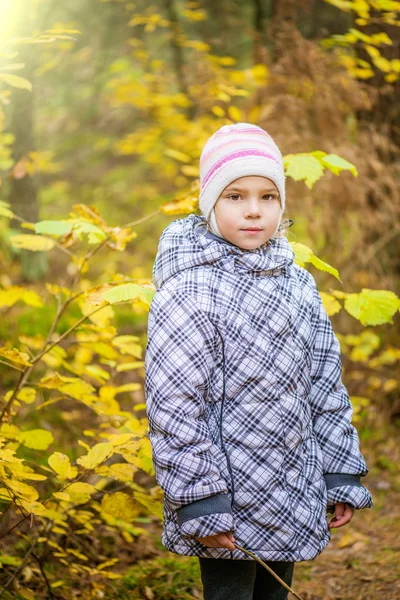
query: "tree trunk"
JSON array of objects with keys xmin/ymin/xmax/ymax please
[{"xmin": 8, "ymin": 0, "xmax": 47, "ymax": 281}]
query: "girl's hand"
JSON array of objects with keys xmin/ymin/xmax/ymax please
[
  {"xmin": 196, "ymin": 531, "xmax": 236, "ymax": 550},
  {"xmin": 328, "ymin": 502, "xmax": 354, "ymax": 529}
]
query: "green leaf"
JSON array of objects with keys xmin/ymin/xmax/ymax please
[
  {"xmin": 290, "ymin": 242, "xmax": 341, "ymax": 281},
  {"xmin": 103, "ymin": 283, "xmax": 155, "ymax": 306},
  {"xmin": 344, "ymin": 289, "xmax": 400, "ymax": 325},
  {"xmin": 0, "ymin": 555, "xmax": 23, "ymax": 567},
  {"xmin": 283, "ymin": 154, "xmax": 324, "ymax": 188},
  {"xmin": 34, "ymin": 220, "xmax": 72, "ymax": 237},
  {"xmin": 309, "ymin": 254, "xmax": 341, "ymax": 282},
  {"xmin": 290, "ymin": 242, "xmax": 313, "ymax": 265},
  {"xmin": 0, "ymin": 73, "xmax": 32, "ymax": 90},
  {"xmin": 321, "ymin": 154, "xmax": 358, "ymax": 177},
  {"xmin": 73, "ymin": 221, "xmax": 106, "ymax": 244}
]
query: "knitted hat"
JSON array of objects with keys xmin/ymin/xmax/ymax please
[{"xmin": 199, "ymin": 123, "xmax": 286, "ymax": 224}]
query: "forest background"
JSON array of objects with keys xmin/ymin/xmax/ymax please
[{"xmin": 0, "ymin": 0, "xmax": 399, "ymax": 598}]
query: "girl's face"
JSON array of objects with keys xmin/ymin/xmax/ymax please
[{"xmin": 213, "ymin": 176, "xmax": 282, "ymax": 250}]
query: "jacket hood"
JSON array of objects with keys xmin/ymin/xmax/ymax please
[{"xmin": 153, "ymin": 214, "xmax": 295, "ymax": 289}]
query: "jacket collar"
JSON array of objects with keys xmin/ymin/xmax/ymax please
[{"xmin": 153, "ymin": 214, "xmax": 295, "ymax": 288}]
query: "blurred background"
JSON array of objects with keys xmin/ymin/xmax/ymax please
[{"xmin": 0, "ymin": 0, "xmax": 399, "ymax": 598}]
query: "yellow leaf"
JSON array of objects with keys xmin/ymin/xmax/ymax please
[
  {"xmin": 164, "ymin": 148, "xmax": 191, "ymax": 163},
  {"xmin": 116, "ymin": 361, "xmax": 145, "ymax": 372},
  {"xmin": 181, "ymin": 165, "xmax": 199, "ymax": 177},
  {"xmin": 53, "ymin": 491, "xmax": 70, "ymax": 501},
  {"xmin": 136, "ymin": 437, "xmax": 155, "ymax": 475},
  {"xmin": 0, "ymin": 73, "xmax": 32, "ymax": 90},
  {"xmin": 76, "ymin": 443, "xmax": 113, "ymax": 470},
  {"xmin": 218, "ymin": 56, "xmax": 236, "ymax": 66},
  {"xmin": 20, "ymin": 429, "xmax": 54, "ymax": 450},
  {"xmin": 103, "ymin": 284, "xmax": 154, "ymax": 307},
  {"xmin": 0, "ymin": 347, "xmax": 31, "ymax": 366},
  {"xmin": 249, "ymin": 105, "xmax": 261, "ymax": 123},
  {"xmin": 10, "ymin": 234, "xmax": 55, "ymax": 252},
  {"xmin": 160, "ymin": 196, "xmax": 198, "ymax": 215},
  {"xmin": 112, "ymin": 335, "xmax": 143, "ymax": 358},
  {"xmin": 211, "ymin": 105, "xmax": 225, "ymax": 117},
  {"xmin": 103, "ymin": 433, "xmax": 135, "ymax": 447},
  {"xmin": 290, "ymin": 242, "xmax": 340, "ymax": 280},
  {"xmin": 66, "ymin": 482, "xmax": 96, "ymax": 504},
  {"xmin": 6, "ymin": 480, "xmax": 39, "ymax": 502},
  {"xmin": 284, "ymin": 154, "xmax": 324, "ymax": 188},
  {"xmin": 372, "ymin": 55, "xmax": 392, "ymax": 72},
  {"xmin": 101, "ymin": 491, "xmax": 139, "ymax": 521},
  {"xmin": 290, "ymin": 242, "xmax": 313, "ymax": 265},
  {"xmin": 67, "ymin": 548, "xmax": 88, "ymax": 561},
  {"xmin": 125, "ymin": 418, "xmax": 147, "ymax": 436},
  {"xmin": 100, "ymin": 571, "xmax": 122, "ymax": 579},
  {"xmin": 17, "ymin": 387, "xmax": 36, "ymax": 404},
  {"xmin": 251, "ymin": 63, "xmax": 268, "ymax": 85},
  {"xmin": 97, "ymin": 559, "xmax": 119, "ymax": 570},
  {"xmin": 108, "ymin": 462, "xmax": 137, "ymax": 482},
  {"xmin": 338, "ymin": 531, "xmax": 369, "ymax": 549},
  {"xmin": 344, "ymin": 289, "xmax": 400, "ymax": 325},
  {"xmin": 228, "ymin": 106, "xmax": 241, "ymax": 122},
  {"xmin": 0, "ymin": 206, "xmax": 14, "ymax": 218},
  {"xmin": 17, "ymin": 586, "xmax": 35, "ymax": 600},
  {"xmin": 50, "ymin": 581, "xmax": 65, "ymax": 588},
  {"xmin": 48, "ymin": 452, "xmax": 78, "ymax": 480},
  {"xmin": 115, "ymin": 383, "xmax": 141, "ymax": 394},
  {"xmin": 319, "ymin": 292, "xmax": 342, "ymax": 316}
]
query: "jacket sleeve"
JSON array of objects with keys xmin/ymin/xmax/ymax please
[
  {"xmin": 145, "ymin": 288, "xmax": 234, "ymax": 539},
  {"xmin": 308, "ymin": 277, "xmax": 373, "ymax": 510}
]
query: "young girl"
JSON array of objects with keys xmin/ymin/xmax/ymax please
[{"xmin": 145, "ymin": 123, "xmax": 373, "ymax": 600}]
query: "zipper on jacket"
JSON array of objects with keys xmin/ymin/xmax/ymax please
[{"xmin": 214, "ymin": 327, "xmax": 236, "ymax": 511}]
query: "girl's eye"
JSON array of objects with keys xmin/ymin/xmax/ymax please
[{"xmin": 227, "ymin": 194, "xmax": 278, "ymax": 201}]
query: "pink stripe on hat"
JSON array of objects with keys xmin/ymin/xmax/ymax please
[{"xmin": 202, "ymin": 149, "xmax": 280, "ymax": 189}]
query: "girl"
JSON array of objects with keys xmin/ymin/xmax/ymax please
[{"xmin": 145, "ymin": 123, "xmax": 373, "ymax": 600}]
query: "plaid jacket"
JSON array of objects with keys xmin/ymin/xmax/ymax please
[{"xmin": 145, "ymin": 214, "xmax": 372, "ymax": 562}]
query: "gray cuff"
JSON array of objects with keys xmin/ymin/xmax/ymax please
[
  {"xmin": 176, "ymin": 493, "xmax": 232, "ymax": 526},
  {"xmin": 324, "ymin": 473, "xmax": 363, "ymax": 490}
]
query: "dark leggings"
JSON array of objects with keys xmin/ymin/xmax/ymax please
[{"xmin": 198, "ymin": 557, "xmax": 295, "ymax": 600}]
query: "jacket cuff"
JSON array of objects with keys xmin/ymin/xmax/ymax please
[
  {"xmin": 326, "ymin": 484, "xmax": 373, "ymax": 510},
  {"xmin": 176, "ymin": 493, "xmax": 232, "ymax": 525},
  {"xmin": 179, "ymin": 512, "xmax": 235, "ymax": 539},
  {"xmin": 176, "ymin": 493, "xmax": 234, "ymax": 539},
  {"xmin": 324, "ymin": 473, "xmax": 364, "ymax": 490}
]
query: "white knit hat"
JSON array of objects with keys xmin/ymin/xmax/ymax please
[{"xmin": 199, "ymin": 123, "xmax": 286, "ymax": 234}]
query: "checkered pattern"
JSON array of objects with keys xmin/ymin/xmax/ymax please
[
  {"xmin": 180, "ymin": 513, "xmax": 236, "ymax": 540},
  {"xmin": 326, "ymin": 485, "xmax": 372, "ymax": 509},
  {"xmin": 145, "ymin": 213, "xmax": 372, "ymax": 562}
]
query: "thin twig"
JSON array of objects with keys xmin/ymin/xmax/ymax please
[
  {"xmin": 0, "ymin": 359, "xmax": 24, "ymax": 372},
  {"xmin": 30, "ymin": 305, "xmax": 107, "ymax": 365},
  {"xmin": 0, "ymin": 536, "xmax": 36, "ymax": 597},
  {"xmin": 122, "ymin": 209, "xmax": 160, "ymax": 229},
  {"xmin": 233, "ymin": 542, "xmax": 305, "ymax": 600},
  {"xmin": 31, "ymin": 551, "xmax": 56, "ymax": 599}
]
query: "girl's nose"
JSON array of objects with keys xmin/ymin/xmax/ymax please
[{"xmin": 245, "ymin": 199, "xmax": 262, "ymax": 216}]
